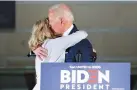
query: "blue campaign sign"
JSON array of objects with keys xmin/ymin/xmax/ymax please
[{"xmin": 41, "ymin": 63, "xmax": 130, "ymax": 90}]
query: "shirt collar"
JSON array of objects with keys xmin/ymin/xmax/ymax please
[{"xmin": 63, "ymin": 24, "xmax": 74, "ymax": 36}]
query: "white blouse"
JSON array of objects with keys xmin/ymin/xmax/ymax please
[{"xmin": 33, "ymin": 30, "xmax": 88, "ymax": 90}]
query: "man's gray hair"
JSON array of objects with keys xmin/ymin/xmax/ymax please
[{"xmin": 49, "ymin": 4, "xmax": 74, "ymax": 22}]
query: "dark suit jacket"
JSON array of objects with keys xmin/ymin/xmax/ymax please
[{"xmin": 65, "ymin": 24, "xmax": 95, "ymax": 62}]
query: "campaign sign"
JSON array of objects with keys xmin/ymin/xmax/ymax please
[{"xmin": 41, "ymin": 63, "xmax": 130, "ymax": 90}]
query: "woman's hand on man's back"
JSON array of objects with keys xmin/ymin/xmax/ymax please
[{"xmin": 33, "ymin": 47, "xmax": 48, "ymax": 60}]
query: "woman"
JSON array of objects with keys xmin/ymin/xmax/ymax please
[{"xmin": 28, "ymin": 18, "xmax": 88, "ymax": 90}]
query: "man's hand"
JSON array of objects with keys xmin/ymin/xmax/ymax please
[{"xmin": 33, "ymin": 47, "xmax": 48, "ymax": 60}]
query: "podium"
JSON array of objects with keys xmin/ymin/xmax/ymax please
[{"xmin": 40, "ymin": 63, "xmax": 130, "ymax": 90}]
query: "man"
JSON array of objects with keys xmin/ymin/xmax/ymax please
[{"xmin": 29, "ymin": 3, "xmax": 96, "ymax": 62}]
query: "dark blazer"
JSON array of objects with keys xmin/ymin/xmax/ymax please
[{"xmin": 65, "ymin": 24, "xmax": 95, "ymax": 62}]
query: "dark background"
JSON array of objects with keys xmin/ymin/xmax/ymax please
[{"xmin": 0, "ymin": 1, "xmax": 15, "ymax": 29}]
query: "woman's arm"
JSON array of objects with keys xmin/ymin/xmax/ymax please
[{"xmin": 52, "ymin": 30, "xmax": 88, "ymax": 50}]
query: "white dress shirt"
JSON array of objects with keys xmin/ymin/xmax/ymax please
[
  {"xmin": 63, "ymin": 24, "xmax": 74, "ymax": 36},
  {"xmin": 33, "ymin": 30, "xmax": 88, "ymax": 90}
]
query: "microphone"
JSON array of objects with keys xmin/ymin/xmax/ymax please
[{"xmin": 75, "ymin": 50, "xmax": 82, "ymax": 62}]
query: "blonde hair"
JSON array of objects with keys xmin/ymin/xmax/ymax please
[
  {"xmin": 49, "ymin": 4, "xmax": 74, "ymax": 22},
  {"xmin": 28, "ymin": 18, "xmax": 55, "ymax": 51}
]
